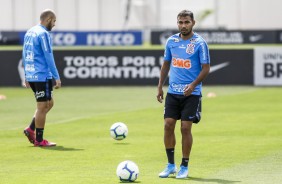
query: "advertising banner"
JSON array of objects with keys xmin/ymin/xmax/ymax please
[
  {"xmin": 278, "ymin": 31, "xmax": 282, "ymax": 43},
  {"xmin": 55, "ymin": 49, "xmax": 253, "ymax": 86},
  {"xmin": 254, "ymin": 47, "xmax": 282, "ymax": 86},
  {"xmin": 55, "ymin": 50, "xmax": 163, "ymax": 86},
  {"xmin": 0, "ymin": 51, "xmax": 23, "ymax": 86},
  {"xmin": 205, "ymin": 49, "xmax": 253, "ymax": 85},
  {"xmin": 19, "ymin": 31, "xmax": 143, "ymax": 46},
  {"xmin": 0, "ymin": 31, "xmax": 20, "ymax": 45},
  {"xmin": 151, "ymin": 30, "xmax": 278, "ymax": 45},
  {"xmin": 0, "ymin": 49, "xmax": 253, "ymax": 86}
]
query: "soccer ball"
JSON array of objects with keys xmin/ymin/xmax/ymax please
[
  {"xmin": 116, "ymin": 160, "xmax": 139, "ymax": 182},
  {"xmin": 110, "ymin": 122, "xmax": 128, "ymax": 140}
]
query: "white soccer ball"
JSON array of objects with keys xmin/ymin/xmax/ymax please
[
  {"xmin": 116, "ymin": 160, "xmax": 139, "ymax": 182},
  {"xmin": 110, "ymin": 122, "xmax": 128, "ymax": 140}
]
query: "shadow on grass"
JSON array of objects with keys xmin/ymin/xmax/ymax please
[
  {"xmin": 119, "ymin": 181, "xmax": 141, "ymax": 183},
  {"xmin": 188, "ymin": 177, "xmax": 241, "ymax": 183},
  {"xmin": 40, "ymin": 146, "xmax": 84, "ymax": 151},
  {"xmin": 163, "ymin": 176, "xmax": 240, "ymax": 183},
  {"xmin": 114, "ymin": 142, "xmax": 130, "ymax": 145}
]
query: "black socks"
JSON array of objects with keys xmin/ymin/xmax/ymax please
[
  {"xmin": 181, "ymin": 158, "xmax": 189, "ymax": 167},
  {"xmin": 29, "ymin": 117, "xmax": 35, "ymax": 131},
  {"xmin": 36, "ymin": 128, "xmax": 44, "ymax": 142},
  {"xmin": 166, "ymin": 149, "xmax": 189, "ymax": 167},
  {"xmin": 166, "ymin": 148, "xmax": 175, "ymax": 164}
]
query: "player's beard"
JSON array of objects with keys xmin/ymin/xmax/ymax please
[
  {"xmin": 46, "ymin": 22, "xmax": 53, "ymax": 31},
  {"xmin": 181, "ymin": 29, "xmax": 192, "ymax": 36}
]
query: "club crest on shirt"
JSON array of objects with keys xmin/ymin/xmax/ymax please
[{"xmin": 186, "ymin": 44, "xmax": 195, "ymax": 54}]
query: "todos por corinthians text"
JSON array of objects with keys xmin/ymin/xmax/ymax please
[{"xmin": 63, "ymin": 56, "xmax": 164, "ymax": 79}]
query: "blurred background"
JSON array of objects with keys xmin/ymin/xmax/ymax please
[
  {"xmin": 1, "ymin": 0, "xmax": 281, "ymax": 30},
  {"xmin": 0, "ymin": 0, "xmax": 281, "ymax": 87}
]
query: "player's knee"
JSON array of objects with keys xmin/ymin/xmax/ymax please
[
  {"xmin": 164, "ymin": 122, "xmax": 175, "ymax": 132},
  {"xmin": 37, "ymin": 102, "xmax": 51, "ymax": 113},
  {"xmin": 48, "ymin": 102, "xmax": 54, "ymax": 110},
  {"xmin": 181, "ymin": 125, "xmax": 192, "ymax": 133},
  {"xmin": 46, "ymin": 99, "xmax": 54, "ymax": 111}
]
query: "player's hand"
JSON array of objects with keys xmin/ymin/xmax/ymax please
[
  {"xmin": 157, "ymin": 87, "xmax": 164, "ymax": 103},
  {"xmin": 24, "ymin": 81, "xmax": 30, "ymax": 88},
  {"xmin": 183, "ymin": 84, "xmax": 195, "ymax": 96},
  {"xmin": 54, "ymin": 79, "xmax": 61, "ymax": 89}
]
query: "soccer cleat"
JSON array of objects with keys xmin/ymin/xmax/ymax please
[
  {"xmin": 23, "ymin": 127, "xmax": 35, "ymax": 144},
  {"xmin": 176, "ymin": 165, "xmax": 189, "ymax": 179},
  {"xmin": 34, "ymin": 139, "xmax": 56, "ymax": 147},
  {"xmin": 159, "ymin": 163, "xmax": 177, "ymax": 178}
]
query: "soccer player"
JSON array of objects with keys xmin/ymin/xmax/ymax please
[
  {"xmin": 23, "ymin": 9, "xmax": 61, "ymax": 147},
  {"xmin": 157, "ymin": 10, "xmax": 210, "ymax": 179}
]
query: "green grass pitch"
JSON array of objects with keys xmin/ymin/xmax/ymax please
[{"xmin": 0, "ymin": 86, "xmax": 282, "ymax": 183}]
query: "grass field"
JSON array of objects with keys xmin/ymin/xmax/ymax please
[{"xmin": 0, "ymin": 86, "xmax": 282, "ymax": 184}]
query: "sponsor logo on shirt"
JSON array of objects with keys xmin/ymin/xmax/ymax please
[
  {"xmin": 179, "ymin": 44, "xmax": 186, "ymax": 49},
  {"xmin": 26, "ymin": 31, "xmax": 37, "ymax": 37},
  {"xmin": 41, "ymin": 36, "xmax": 48, "ymax": 52},
  {"xmin": 190, "ymin": 38, "xmax": 196, "ymax": 43},
  {"xmin": 25, "ymin": 51, "xmax": 34, "ymax": 61},
  {"xmin": 171, "ymin": 83, "xmax": 186, "ymax": 93},
  {"xmin": 26, "ymin": 75, "xmax": 38, "ymax": 80},
  {"xmin": 25, "ymin": 64, "xmax": 35, "ymax": 72},
  {"xmin": 172, "ymin": 57, "xmax": 191, "ymax": 69},
  {"xmin": 25, "ymin": 41, "xmax": 33, "ymax": 46},
  {"xmin": 173, "ymin": 38, "xmax": 180, "ymax": 42}
]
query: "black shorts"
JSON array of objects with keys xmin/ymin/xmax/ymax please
[
  {"xmin": 164, "ymin": 93, "xmax": 202, "ymax": 123},
  {"xmin": 29, "ymin": 79, "xmax": 53, "ymax": 102}
]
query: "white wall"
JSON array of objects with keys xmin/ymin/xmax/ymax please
[
  {"xmin": 0, "ymin": 0, "xmax": 281, "ymax": 31},
  {"xmin": 156, "ymin": 0, "xmax": 282, "ymax": 30},
  {"xmin": 0, "ymin": 0, "xmax": 13, "ymax": 29},
  {"xmin": 239, "ymin": 0, "xmax": 282, "ymax": 29},
  {"xmin": 77, "ymin": 0, "xmax": 100, "ymax": 30},
  {"xmin": 216, "ymin": 0, "xmax": 282, "ymax": 30}
]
